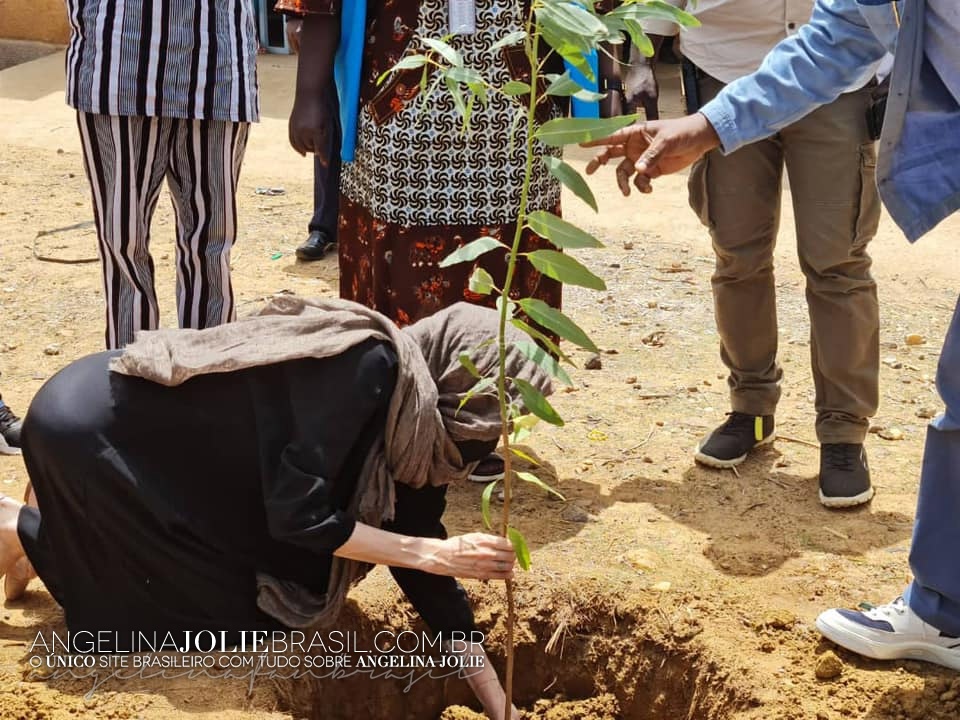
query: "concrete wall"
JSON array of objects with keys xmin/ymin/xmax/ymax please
[{"xmin": 0, "ymin": 0, "xmax": 71, "ymax": 45}]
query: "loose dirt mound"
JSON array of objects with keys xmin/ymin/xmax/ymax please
[{"xmin": 278, "ymin": 581, "xmax": 753, "ymax": 720}]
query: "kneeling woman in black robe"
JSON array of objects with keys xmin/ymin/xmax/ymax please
[{"xmin": 0, "ymin": 299, "xmax": 550, "ymax": 720}]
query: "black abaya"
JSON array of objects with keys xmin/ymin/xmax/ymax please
[{"xmin": 17, "ymin": 339, "xmax": 477, "ymax": 649}]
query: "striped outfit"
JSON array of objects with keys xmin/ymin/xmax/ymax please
[{"xmin": 66, "ymin": 0, "xmax": 260, "ymax": 348}]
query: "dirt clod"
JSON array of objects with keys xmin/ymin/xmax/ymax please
[
  {"xmin": 561, "ymin": 505, "xmax": 590, "ymax": 523},
  {"xmin": 756, "ymin": 610, "xmax": 797, "ymax": 631},
  {"xmin": 815, "ymin": 651, "xmax": 844, "ymax": 680},
  {"xmin": 584, "ymin": 354, "xmax": 602, "ymax": 370}
]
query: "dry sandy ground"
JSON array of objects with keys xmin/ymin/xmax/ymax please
[{"xmin": 1, "ymin": 50, "xmax": 959, "ymax": 720}]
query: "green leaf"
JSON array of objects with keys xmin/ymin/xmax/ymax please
[
  {"xmin": 527, "ymin": 209, "xmax": 603, "ymax": 248},
  {"xmin": 507, "ymin": 527, "xmax": 532, "ymax": 571},
  {"xmin": 514, "ymin": 339, "xmax": 573, "ymax": 386},
  {"xmin": 457, "ymin": 376, "xmax": 495, "ymax": 412},
  {"xmin": 461, "ymin": 90, "xmax": 476, "ymax": 133},
  {"xmin": 536, "ymin": 2, "xmax": 613, "ymax": 81},
  {"xmin": 516, "ymin": 471, "xmax": 566, "ymax": 501},
  {"xmin": 540, "ymin": 31, "xmax": 594, "ymax": 81},
  {"xmin": 622, "ymin": 19, "xmax": 654, "ymax": 57},
  {"xmin": 509, "ymin": 444, "xmax": 540, "ymax": 466},
  {"xmin": 517, "ymin": 299, "xmax": 599, "ymax": 353},
  {"xmin": 513, "ymin": 413, "xmax": 540, "ymax": 431},
  {"xmin": 545, "ymin": 72, "xmax": 583, "ymax": 97},
  {"xmin": 422, "ymin": 37, "xmax": 463, "ymax": 67},
  {"xmin": 535, "ymin": 115, "xmax": 639, "ymax": 147},
  {"xmin": 468, "ymin": 267, "xmax": 496, "ymax": 296},
  {"xmin": 490, "ymin": 29, "xmax": 527, "ymax": 52},
  {"xmin": 508, "ymin": 409, "xmax": 538, "ymax": 445},
  {"xmin": 510, "ymin": 426, "xmax": 532, "ymax": 445},
  {"xmin": 502, "ymin": 80, "xmax": 532, "ymax": 97},
  {"xmin": 573, "ymin": 88, "xmax": 608, "ymax": 102},
  {"xmin": 616, "ymin": 0, "xmax": 700, "ymax": 29},
  {"xmin": 445, "ymin": 74, "xmax": 468, "ymax": 122},
  {"xmin": 470, "ymin": 82, "xmax": 488, "ymax": 105},
  {"xmin": 445, "ymin": 66, "xmax": 484, "ymax": 86},
  {"xmin": 510, "ymin": 318, "xmax": 575, "ymax": 365},
  {"xmin": 537, "ymin": 2, "xmax": 607, "ymax": 43},
  {"xmin": 439, "ymin": 237, "xmax": 507, "ymax": 267},
  {"xmin": 481, "ymin": 481, "xmax": 498, "ymax": 531},
  {"xmin": 541, "ymin": 157, "xmax": 598, "ymax": 212},
  {"xmin": 528, "ymin": 250, "xmax": 607, "ymax": 291},
  {"xmin": 419, "ymin": 71, "xmax": 445, "ymax": 112},
  {"xmin": 514, "ymin": 377, "xmax": 564, "ymax": 426},
  {"xmin": 378, "ymin": 54, "xmax": 429, "ymax": 85},
  {"xmin": 459, "ymin": 352, "xmax": 482, "ymax": 379}
]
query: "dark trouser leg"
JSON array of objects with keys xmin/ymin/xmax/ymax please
[
  {"xmin": 905, "ymin": 297, "xmax": 960, "ymax": 635},
  {"xmin": 308, "ymin": 80, "xmax": 342, "ymax": 239}
]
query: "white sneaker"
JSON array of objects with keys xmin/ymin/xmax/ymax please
[
  {"xmin": 816, "ymin": 597, "xmax": 960, "ymax": 671},
  {"xmin": 467, "ymin": 452, "xmax": 505, "ymax": 484}
]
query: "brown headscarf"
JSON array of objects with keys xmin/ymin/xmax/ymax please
[{"xmin": 111, "ymin": 296, "xmax": 553, "ymax": 627}]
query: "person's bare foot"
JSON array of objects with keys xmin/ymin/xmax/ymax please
[
  {"xmin": 4, "ymin": 485, "xmax": 37, "ymax": 599},
  {"xmin": 0, "ymin": 495, "xmax": 27, "ymax": 598},
  {"xmin": 4, "ymin": 557, "xmax": 34, "ymax": 600}
]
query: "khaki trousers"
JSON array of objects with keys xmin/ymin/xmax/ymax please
[{"xmin": 689, "ymin": 74, "xmax": 881, "ymax": 444}]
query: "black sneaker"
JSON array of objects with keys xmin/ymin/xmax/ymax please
[
  {"xmin": 694, "ymin": 412, "xmax": 775, "ymax": 468},
  {"xmin": 296, "ymin": 230, "xmax": 337, "ymax": 261},
  {"xmin": 819, "ymin": 443, "xmax": 873, "ymax": 508},
  {"xmin": 0, "ymin": 403, "xmax": 22, "ymax": 456},
  {"xmin": 468, "ymin": 452, "xmax": 505, "ymax": 484}
]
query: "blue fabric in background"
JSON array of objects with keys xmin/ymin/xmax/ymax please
[
  {"xmin": 567, "ymin": 51, "xmax": 600, "ymax": 118},
  {"xmin": 335, "ymin": 0, "xmax": 366, "ymax": 162}
]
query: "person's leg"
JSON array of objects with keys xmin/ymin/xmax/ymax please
[
  {"xmin": 166, "ymin": 119, "xmax": 250, "ymax": 330},
  {"xmin": 622, "ymin": 43, "xmax": 660, "ymax": 121},
  {"xmin": 76, "ymin": 113, "xmax": 171, "ymax": 349},
  {"xmin": 0, "ymin": 496, "xmax": 26, "ymax": 584},
  {"xmin": 688, "ymin": 74, "xmax": 784, "ymax": 467},
  {"xmin": 781, "ymin": 86, "xmax": 880, "ymax": 506},
  {"xmin": 598, "ymin": 41, "xmax": 624, "ymax": 118},
  {"xmin": 14, "ymin": 352, "xmax": 122, "ymax": 618},
  {"xmin": 298, "ymin": 80, "xmax": 342, "ymax": 260},
  {"xmin": 905, "ymin": 295, "xmax": 960, "ymax": 634},
  {"xmin": 816, "ymin": 298, "xmax": 960, "ymax": 670}
]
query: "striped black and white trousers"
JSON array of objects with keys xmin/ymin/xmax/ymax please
[{"xmin": 77, "ymin": 112, "xmax": 250, "ymax": 349}]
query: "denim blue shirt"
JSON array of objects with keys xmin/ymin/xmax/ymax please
[{"xmin": 700, "ymin": 0, "xmax": 960, "ymax": 242}]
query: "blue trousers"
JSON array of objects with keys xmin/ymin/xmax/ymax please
[
  {"xmin": 308, "ymin": 80, "xmax": 342, "ymax": 239},
  {"xmin": 906, "ymin": 295, "xmax": 960, "ymax": 635}
]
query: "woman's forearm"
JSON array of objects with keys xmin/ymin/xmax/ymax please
[
  {"xmin": 334, "ymin": 522, "xmax": 435, "ymax": 571},
  {"xmin": 334, "ymin": 523, "xmax": 516, "ymax": 581}
]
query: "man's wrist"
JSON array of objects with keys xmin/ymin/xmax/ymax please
[{"xmin": 694, "ymin": 111, "xmax": 722, "ymax": 151}]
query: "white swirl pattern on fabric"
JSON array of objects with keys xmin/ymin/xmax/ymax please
[{"xmin": 341, "ymin": 1, "xmax": 562, "ymax": 227}]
